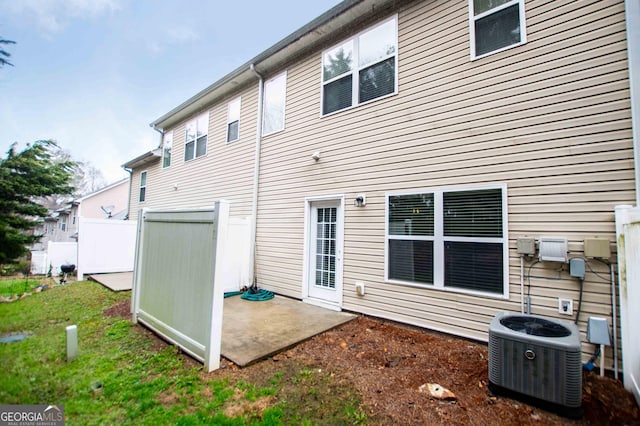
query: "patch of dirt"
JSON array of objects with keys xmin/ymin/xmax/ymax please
[
  {"xmin": 223, "ymin": 389, "xmax": 276, "ymax": 418},
  {"xmin": 103, "ymin": 300, "xmax": 130, "ymax": 318}
]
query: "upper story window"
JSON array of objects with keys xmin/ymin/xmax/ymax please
[
  {"xmin": 386, "ymin": 185, "xmax": 508, "ymax": 298},
  {"xmin": 139, "ymin": 171, "xmax": 147, "ymax": 203},
  {"xmin": 470, "ymin": 0, "xmax": 526, "ymax": 59},
  {"xmin": 162, "ymin": 131, "xmax": 173, "ymax": 168},
  {"xmin": 321, "ymin": 16, "xmax": 397, "ymax": 116},
  {"xmin": 60, "ymin": 216, "xmax": 67, "ymax": 232},
  {"xmin": 262, "ymin": 72, "xmax": 287, "ymax": 135},
  {"xmin": 184, "ymin": 112, "xmax": 209, "ymax": 161},
  {"xmin": 227, "ymin": 97, "xmax": 241, "ymax": 143}
]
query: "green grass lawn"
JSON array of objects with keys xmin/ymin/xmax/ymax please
[
  {"xmin": 0, "ymin": 281, "xmax": 365, "ymax": 425},
  {"xmin": 0, "ymin": 277, "xmax": 45, "ymax": 297}
]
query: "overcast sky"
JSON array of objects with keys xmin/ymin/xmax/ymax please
[{"xmin": 0, "ymin": 0, "xmax": 341, "ymax": 184}]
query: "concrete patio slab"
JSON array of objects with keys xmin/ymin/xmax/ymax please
[
  {"xmin": 88, "ymin": 272, "xmax": 133, "ymax": 291},
  {"xmin": 221, "ymin": 295, "xmax": 356, "ymax": 367}
]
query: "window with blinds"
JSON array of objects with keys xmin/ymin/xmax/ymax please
[
  {"xmin": 321, "ymin": 16, "xmax": 397, "ymax": 115},
  {"xmin": 184, "ymin": 112, "xmax": 209, "ymax": 161},
  {"xmin": 162, "ymin": 131, "xmax": 172, "ymax": 168},
  {"xmin": 387, "ymin": 186, "xmax": 507, "ymax": 296},
  {"xmin": 226, "ymin": 97, "xmax": 241, "ymax": 143},
  {"xmin": 470, "ymin": 0, "xmax": 526, "ymax": 59}
]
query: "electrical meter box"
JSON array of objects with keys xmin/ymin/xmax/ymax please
[
  {"xmin": 539, "ymin": 237, "xmax": 568, "ymax": 262},
  {"xmin": 569, "ymin": 258, "xmax": 586, "ymax": 280},
  {"xmin": 516, "ymin": 238, "xmax": 536, "ymax": 255},
  {"xmin": 583, "ymin": 238, "xmax": 610, "ymax": 259}
]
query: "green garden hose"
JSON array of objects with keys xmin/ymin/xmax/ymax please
[{"xmin": 223, "ymin": 288, "xmax": 274, "ymax": 301}]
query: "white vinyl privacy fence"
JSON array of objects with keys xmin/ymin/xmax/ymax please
[
  {"xmin": 77, "ymin": 218, "xmax": 137, "ymax": 280},
  {"xmin": 30, "ymin": 250, "xmax": 49, "ymax": 275},
  {"xmin": 615, "ymin": 205, "xmax": 640, "ymax": 406},
  {"xmin": 132, "ymin": 202, "xmax": 231, "ymax": 372},
  {"xmin": 47, "ymin": 242, "xmax": 78, "ymax": 275}
]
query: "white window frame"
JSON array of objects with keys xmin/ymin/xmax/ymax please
[
  {"xmin": 320, "ymin": 15, "xmax": 398, "ymax": 117},
  {"xmin": 60, "ymin": 215, "xmax": 67, "ymax": 232},
  {"xmin": 184, "ymin": 111, "xmax": 209, "ymax": 162},
  {"xmin": 385, "ymin": 184, "xmax": 509, "ymax": 299},
  {"xmin": 469, "ymin": 0, "xmax": 527, "ymax": 60},
  {"xmin": 226, "ymin": 97, "xmax": 241, "ymax": 143},
  {"xmin": 162, "ymin": 131, "xmax": 173, "ymax": 168},
  {"xmin": 139, "ymin": 171, "xmax": 147, "ymax": 203},
  {"xmin": 262, "ymin": 71, "xmax": 287, "ymax": 136}
]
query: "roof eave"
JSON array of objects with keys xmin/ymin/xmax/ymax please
[
  {"xmin": 150, "ymin": 0, "xmax": 398, "ymax": 131},
  {"xmin": 122, "ymin": 149, "xmax": 162, "ymax": 170}
]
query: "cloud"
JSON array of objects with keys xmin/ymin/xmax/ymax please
[
  {"xmin": 1, "ymin": 0, "xmax": 122, "ymax": 36},
  {"xmin": 167, "ymin": 27, "xmax": 199, "ymax": 44},
  {"xmin": 145, "ymin": 26, "xmax": 200, "ymax": 55}
]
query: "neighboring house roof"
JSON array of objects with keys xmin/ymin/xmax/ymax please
[
  {"xmin": 76, "ymin": 178, "xmax": 129, "ymax": 202},
  {"xmin": 122, "ymin": 148, "xmax": 162, "ymax": 169},
  {"xmin": 149, "ymin": 0, "xmax": 398, "ymax": 132}
]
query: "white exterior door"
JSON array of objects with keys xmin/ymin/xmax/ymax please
[{"xmin": 305, "ymin": 197, "xmax": 343, "ymax": 309}]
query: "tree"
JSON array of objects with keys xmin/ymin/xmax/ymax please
[
  {"xmin": 0, "ymin": 140, "xmax": 76, "ymax": 264},
  {"xmin": 0, "ymin": 38, "xmax": 16, "ymax": 68},
  {"xmin": 35, "ymin": 146, "xmax": 106, "ymax": 211}
]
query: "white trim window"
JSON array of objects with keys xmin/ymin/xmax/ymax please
[
  {"xmin": 262, "ymin": 72, "xmax": 287, "ymax": 135},
  {"xmin": 469, "ymin": 0, "xmax": 526, "ymax": 59},
  {"xmin": 184, "ymin": 112, "xmax": 209, "ymax": 161},
  {"xmin": 226, "ymin": 97, "xmax": 241, "ymax": 143},
  {"xmin": 139, "ymin": 171, "xmax": 147, "ymax": 203},
  {"xmin": 162, "ymin": 131, "xmax": 173, "ymax": 168},
  {"xmin": 321, "ymin": 15, "xmax": 397, "ymax": 116},
  {"xmin": 386, "ymin": 185, "xmax": 508, "ymax": 297},
  {"xmin": 60, "ymin": 215, "xmax": 67, "ymax": 232}
]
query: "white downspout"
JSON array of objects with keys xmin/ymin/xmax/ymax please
[
  {"xmin": 626, "ymin": 0, "xmax": 640, "ymax": 205},
  {"xmin": 249, "ymin": 63, "xmax": 264, "ymax": 286}
]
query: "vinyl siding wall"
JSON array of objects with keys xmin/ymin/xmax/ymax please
[
  {"xmin": 255, "ymin": 0, "xmax": 634, "ymax": 359},
  {"xmin": 128, "ymin": 84, "xmax": 259, "ymax": 221}
]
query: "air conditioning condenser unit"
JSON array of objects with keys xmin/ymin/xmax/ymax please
[{"xmin": 488, "ymin": 312, "xmax": 582, "ymax": 418}]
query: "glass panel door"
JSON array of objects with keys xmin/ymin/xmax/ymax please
[{"xmin": 308, "ymin": 199, "xmax": 342, "ymax": 305}]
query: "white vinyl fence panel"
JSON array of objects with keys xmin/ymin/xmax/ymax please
[
  {"xmin": 615, "ymin": 205, "xmax": 640, "ymax": 406},
  {"xmin": 47, "ymin": 242, "xmax": 78, "ymax": 275},
  {"xmin": 77, "ymin": 218, "xmax": 137, "ymax": 280},
  {"xmin": 30, "ymin": 250, "xmax": 49, "ymax": 275},
  {"xmin": 222, "ymin": 217, "xmax": 251, "ymax": 292},
  {"xmin": 132, "ymin": 201, "xmax": 230, "ymax": 372}
]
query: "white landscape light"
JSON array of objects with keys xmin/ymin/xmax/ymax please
[{"xmin": 66, "ymin": 325, "xmax": 78, "ymax": 362}]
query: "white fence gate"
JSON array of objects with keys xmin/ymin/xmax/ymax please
[
  {"xmin": 615, "ymin": 205, "xmax": 640, "ymax": 406},
  {"xmin": 77, "ymin": 218, "xmax": 137, "ymax": 280},
  {"xmin": 132, "ymin": 202, "xmax": 231, "ymax": 372},
  {"xmin": 30, "ymin": 250, "xmax": 49, "ymax": 275},
  {"xmin": 223, "ymin": 217, "xmax": 251, "ymax": 292},
  {"xmin": 47, "ymin": 242, "xmax": 78, "ymax": 275}
]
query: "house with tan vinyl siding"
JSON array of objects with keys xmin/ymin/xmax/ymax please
[{"xmin": 124, "ymin": 0, "xmax": 639, "ymax": 369}]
